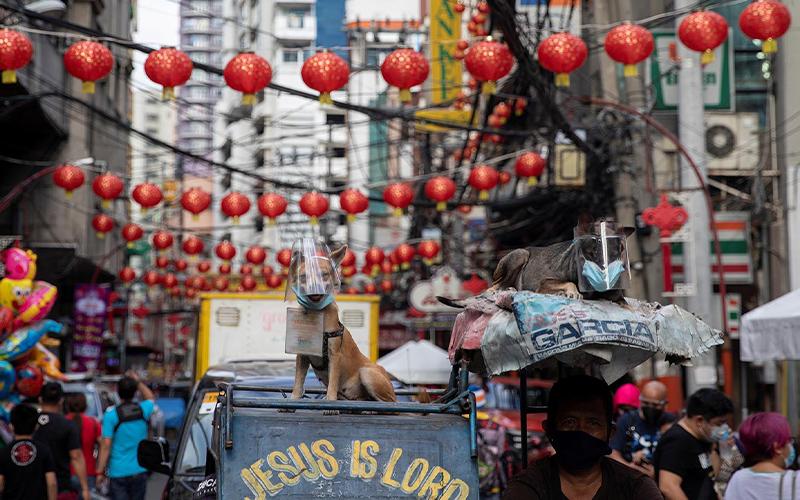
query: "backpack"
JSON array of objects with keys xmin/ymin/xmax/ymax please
[{"xmin": 113, "ymin": 402, "xmax": 147, "ymax": 433}]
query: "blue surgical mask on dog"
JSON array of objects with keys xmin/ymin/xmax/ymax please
[
  {"xmin": 292, "ymin": 286, "xmax": 334, "ymax": 311},
  {"xmin": 582, "ymin": 260, "xmax": 625, "ymax": 292}
]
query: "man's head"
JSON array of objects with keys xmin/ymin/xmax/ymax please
[
  {"xmin": 39, "ymin": 382, "xmax": 63, "ymax": 407},
  {"xmin": 543, "ymin": 375, "xmax": 614, "ymax": 473},
  {"xmin": 685, "ymin": 388, "xmax": 734, "ymax": 442},
  {"xmin": 10, "ymin": 403, "xmax": 39, "ymax": 436},
  {"xmin": 639, "ymin": 380, "xmax": 668, "ymax": 425},
  {"xmin": 118, "ymin": 376, "xmax": 138, "ymax": 401},
  {"xmin": 66, "ymin": 393, "xmax": 88, "ymax": 414}
]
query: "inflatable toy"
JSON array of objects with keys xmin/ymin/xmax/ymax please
[
  {"xmin": 12, "ymin": 281, "xmax": 57, "ymax": 329},
  {"xmin": 15, "ymin": 363, "xmax": 43, "ymax": 398}
]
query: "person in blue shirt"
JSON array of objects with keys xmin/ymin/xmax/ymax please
[{"xmin": 95, "ymin": 371, "xmax": 155, "ymax": 500}]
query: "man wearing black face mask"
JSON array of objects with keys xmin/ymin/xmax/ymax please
[
  {"xmin": 610, "ymin": 380, "xmax": 672, "ymax": 477},
  {"xmin": 503, "ymin": 375, "xmax": 662, "ymax": 499}
]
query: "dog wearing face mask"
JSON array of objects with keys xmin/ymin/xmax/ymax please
[
  {"xmin": 288, "ymin": 244, "xmax": 396, "ymax": 403},
  {"xmin": 488, "ymin": 216, "xmax": 634, "ymax": 304}
]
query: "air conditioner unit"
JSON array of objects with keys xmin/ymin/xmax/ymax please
[{"xmin": 705, "ymin": 113, "xmax": 760, "ymax": 172}]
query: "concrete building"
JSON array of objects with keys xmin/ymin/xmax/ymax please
[{"xmin": 0, "ymin": 1, "xmax": 134, "ymax": 311}]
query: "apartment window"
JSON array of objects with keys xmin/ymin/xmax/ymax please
[
  {"xmin": 211, "ymin": 35, "xmax": 223, "ymax": 47},
  {"xmin": 366, "ymin": 48, "xmax": 392, "ymax": 67},
  {"xmin": 285, "ymin": 8, "xmax": 308, "ymax": 28},
  {"xmin": 145, "ymin": 113, "xmax": 158, "ymax": 122},
  {"xmin": 183, "ymin": 34, "xmax": 209, "ymax": 47},
  {"xmin": 331, "ymin": 146, "xmax": 346, "ymax": 158},
  {"xmin": 146, "ymin": 127, "xmax": 157, "ymax": 135},
  {"xmin": 282, "ymin": 49, "xmax": 299, "ymax": 63},
  {"xmin": 326, "ymin": 113, "xmax": 345, "ymax": 125}
]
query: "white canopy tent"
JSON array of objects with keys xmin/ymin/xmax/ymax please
[
  {"xmin": 740, "ymin": 289, "xmax": 800, "ymax": 429},
  {"xmin": 741, "ymin": 288, "xmax": 800, "ymax": 362},
  {"xmin": 378, "ymin": 340, "xmax": 452, "ymax": 385}
]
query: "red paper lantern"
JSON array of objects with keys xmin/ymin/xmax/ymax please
[
  {"xmin": 262, "ymin": 265, "xmax": 274, "ymax": 278},
  {"xmin": 245, "ymin": 246, "xmax": 267, "ymax": 266},
  {"xmin": 301, "ymin": 51, "xmax": 349, "ymax": 105},
  {"xmin": 195, "ymin": 276, "xmax": 209, "ymax": 290},
  {"xmin": 257, "ymin": 193, "xmax": 288, "ymax": 224},
  {"xmin": 468, "ymin": 165, "xmax": 499, "ymax": 200},
  {"xmin": 299, "ymin": 191, "xmax": 329, "ymax": 225},
  {"xmin": 380, "ymin": 260, "xmax": 393, "ymax": 275},
  {"xmin": 0, "ymin": 30, "xmax": 32, "ymax": 84},
  {"xmin": 341, "ymin": 249, "xmax": 356, "ymax": 268},
  {"xmin": 144, "ymin": 47, "xmax": 193, "ymax": 100},
  {"xmin": 52, "ymin": 164, "xmax": 85, "ymax": 198},
  {"xmin": 604, "ymin": 23, "xmax": 654, "ymax": 77},
  {"xmin": 121, "ymin": 223, "xmax": 143, "ymax": 248},
  {"xmin": 678, "ymin": 11, "xmax": 729, "ymax": 64},
  {"xmin": 365, "ymin": 247, "xmax": 385, "ymax": 266},
  {"xmin": 223, "ymin": 52, "xmax": 272, "ymax": 105},
  {"xmin": 215, "ymin": 241, "xmax": 236, "ymax": 262},
  {"xmin": 417, "ymin": 240, "xmax": 441, "ymax": 264},
  {"xmin": 162, "ymin": 273, "xmax": 178, "ymax": 289},
  {"xmin": 381, "ymin": 48, "xmax": 429, "ymax": 102},
  {"xmin": 739, "ymin": 0, "xmax": 791, "ymax": 54},
  {"xmin": 464, "ymin": 38, "xmax": 515, "ymax": 94},
  {"xmin": 395, "ymin": 243, "xmax": 416, "ymax": 269},
  {"xmin": 424, "ymin": 176, "xmax": 456, "ymax": 212},
  {"xmin": 276, "ymin": 249, "xmax": 292, "ymax": 268},
  {"xmin": 221, "ymin": 192, "xmax": 251, "ymax": 224},
  {"xmin": 266, "ymin": 274, "xmax": 283, "ymax": 289},
  {"xmin": 143, "ymin": 270, "xmax": 161, "ymax": 288},
  {"xmin": 180, "ymin": 187, "xmax": 211, "ymax": 220},
  {"xmin": 197, "ymin": 260, "xmax": 211, "ymax": 273},
  {"xmin": 218, "ymin": 263, "xmax": 232, "ymax": 275},
  {"xmin": 132, "ymin": 183, "xmax": 163, "ymax": 213},
  {"xmin": 89, "ymin": 214, "xmax": 113, "ymax": 239},
  {"xmin": 214, "ymin": 276, "xmax": 230, "ymax": 292},
  {"xmin": 345, "ymin": 286, "xmax": 359, "ymax": 295},
  {"xmin": 339, "ymin": 189, "xmax": 369, "ymax": 223},
  {"xmin": 380, "ymin": 279, "xmax": 393, "ymax": 294},
  {"xmin": 537, "ymin": 32, "xmax": 588, "ymax": 87},
  {"xmin": 455, "ymin": 2, "xmax": 465, "ymax": 13},
  {"xmin": 91, "ymin": 173, "xmax": 123, "ymax": 208},
  {"xmin": 364, "ymin": 282, "xmax": 378, "ymax": 294},
  {"xmin": 182, "ymin": 235, "xmax": 204, "ymax": 257},
  {"xmin": 498, "ymin": 171, "xmax": 512, "ymax": 185},
  {"xmin": 185, "ymin": 288, "xmax": 197, "ymax": 299},
  {"xmin": 63, "ymin": 40, "xmax": 114, "ymax": 94},
  {"xmin": 118, "ymin": 267, "xmax": 135, "ymax": 284},
  {"xmin": 241, "ymin": 275, "xmax": 257, "ymax": 291},
  {"xmin": 175, "ymin": 258, "xmax": 188, "ymax": 271},
  {"xmin": 152, "ymin": 231, "xmax": 174, "ymax": 251},
  {"xmin": 383, "ymin": 183, "xmax": 414, "ymax": 217},
  {"xmin": 341, "ymin": 266, "xmax": 357, "ymax": 279},
  {"xmin": 515, "ymin": 152, "xmax": 546, "ymax": 186},
  {"xmin": 240, "ymin": 264, "xmax": 254, "ymax": 275},
  {"xmin": 155, "ymin": 256, "xmax": 169, "ymax": 269}
]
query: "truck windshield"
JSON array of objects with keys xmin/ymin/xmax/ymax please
[{"xmin": 176, "ymin": 390, "xmax": 216, "ymax": 475}]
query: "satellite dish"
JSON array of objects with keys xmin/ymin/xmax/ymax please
[{"xmin": 25, "ymin": 0, "xmax": 67, "ymax": 16}]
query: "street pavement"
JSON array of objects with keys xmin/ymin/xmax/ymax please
[{"xmin": 146, "ymin": 473, "xmax": 169, "ymax": 499}]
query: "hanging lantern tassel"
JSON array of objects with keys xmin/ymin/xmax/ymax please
[
  {"xmin": 555, "ymin": 73, "xmax": 570, "ymax": 87},
  {"xmin": 347, "ymin": 214, "xmax": 356, "ymax": 224},
  {"xmin": 623, "ymin": 64, "xmax": 637, "ymax": 78},
  {"xmin": 2, "ymin": 70, "xmax": 16, "ymax": 84},
  {"xmin": 268, "ymin": 217, "xmax": 277, "ymax": 226},
  {"xmin": 399, "ymin": 89, "xmax": 412, "ymax": 102},
  {"xmin": 242, "ymin": 93, "xmax": 256, "ymax": 105},
  {"xmin": 101, "ymin": 199, "xmax": 111, "ymax": 209},
  {"xmin": 402, "ymin": 262, "xmax": 410, "ymax": 270},
  {"xmin": 436, "ymin": 201, "xmax": 447, "ymax": 211},
  {"xmin": 96, "ymin": 231, "xmax": 105, "ymax": 239},
  {"xmin": 528, "ymin": 176, "xmax": 538, "ymax": 187},
  {"xmin": 64, "ymin": 190, "xmax": 74, "ymax": 200},
  {"xmin": 479, "ymin": 190, "xmax": 490, "ymax": 201},
  {"xmin": 763, "ymin": 38, "xmax": 777, "ymax": 54},
  {"xmin": 481, "ymin": 81, "xmax": 496, "ymax": 95},
  {"xmin": 701, "ymin": 49, "xmax": 715, "ymax": 65},
  {"xmin": 319, "ymin": 92, "xmax": 333, "ymax": 105},
  {"xmin": 393, "ymin": 207, "xmax": 403, "ymax": 217},
  {"xmin": 232, "ymin": 216, "xmax": 240, "ymax": 225},
  {"xmin": 423, "ymin": 258, "xmax": 433, "ymax": 266},
  {"xmin": 371, "ymin": 265, "xmax": 379, "ymax": 278},
  {"xmin": 162, "ymin": 86, "xmax": 176, "ymax": 100},
  {"xmin": 192, "ymin": 214, "xmax": 200, "ymax": 222},
  {"xmin": 82, "ymin": 81, "xmax": 95, "ymax": 94},
  {"xmin": 310, "ymin": 216, "xmax": 319, "ymax": 226}
]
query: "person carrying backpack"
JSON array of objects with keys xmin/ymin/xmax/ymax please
[{"xmin": 96, "ymin": 371, "xmax": 155, "ymax": 500}]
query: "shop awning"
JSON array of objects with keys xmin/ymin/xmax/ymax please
[{"xmin": 740, "ymin": 289, "xmax": 800, "ymax": 362}]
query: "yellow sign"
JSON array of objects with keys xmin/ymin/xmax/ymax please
[
  {"xmin": 414, "ymin": 109, "xmax": 475, "ymax": 133},
  {"xmin": 240, "ymin": 438, "xmax": 470, "ymax": 499},
  {"xmin": 429, "ymin": 0, "xmax": 462, "ymax": 104}
]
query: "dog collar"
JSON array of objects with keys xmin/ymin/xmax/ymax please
[{"xmin": 324, "ymin": 323, "xmax": 344, "ymax": 339}]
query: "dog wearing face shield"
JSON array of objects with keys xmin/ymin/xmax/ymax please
[
  {"xmin": 488, "ymin": 217, "xmax": 634, "ymax": 304},
  {"xmin": 286, "ymin": 240, "xmax": 396, "ymax": 405}
]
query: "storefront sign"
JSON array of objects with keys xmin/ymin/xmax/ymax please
[
  {"xmin": 70, "ymin": 284, "xmax": 109, "ymax": 372},
  {"xmin": 429, "ymin": 0, "xmax": 462, "ymax": 103},
  {"xmin": 408, "ymin": 267, "xmax": 465, "ymax": 313}
]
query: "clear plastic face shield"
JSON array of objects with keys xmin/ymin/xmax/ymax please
[
  {"xmin": 576, "ymin": 221, "xmax": 631, "ymax": 293},
  {"xmin": 285, "ymin": 238, "xmax": 342, "ymax": 310}
]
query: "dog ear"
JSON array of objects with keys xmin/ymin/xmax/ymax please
[{"xmin": 330, "ymin": 244, "xmax": 347, "ymax": 268}]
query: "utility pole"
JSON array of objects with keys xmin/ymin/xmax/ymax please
[{"xmin": 675, "ymin": 0, "xmax": 714, "ymax": 394}]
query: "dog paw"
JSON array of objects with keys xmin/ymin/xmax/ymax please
[{"xmin": 323, "ymin": 409, "xmax": 340, "ymax": 416}]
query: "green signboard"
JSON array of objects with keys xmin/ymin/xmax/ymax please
[{"xmin": 649, "ymin": 30, "xmax": 734, "ymax": 111}]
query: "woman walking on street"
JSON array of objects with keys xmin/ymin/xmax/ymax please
[
  {"xmin": 725, "ymin": 412, "xmax": 798, "ymax": 499},
  {"xmin": 66, "ymin": 394, "xmax": 101, "ymax": 493}
]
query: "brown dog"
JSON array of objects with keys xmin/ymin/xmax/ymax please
[{"xmin": 289, "ymin": 245, "xmax": 396, "ymax": 404}]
